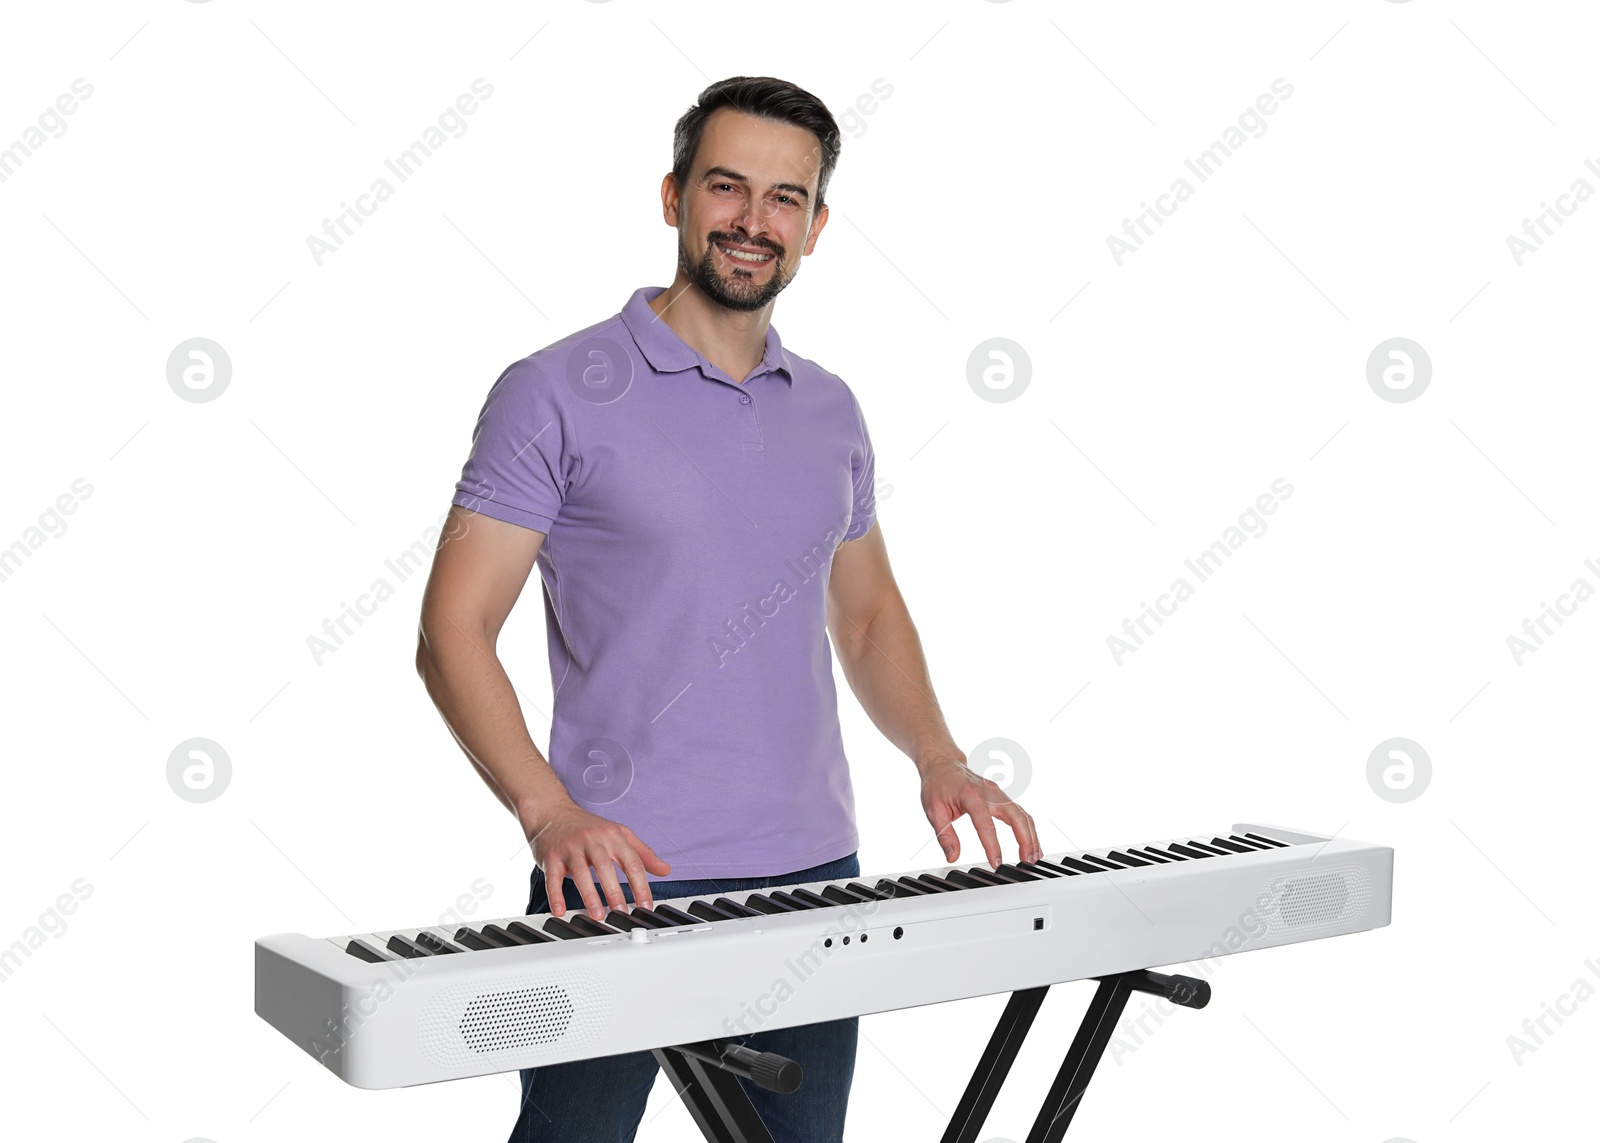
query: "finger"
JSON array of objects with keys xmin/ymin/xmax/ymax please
[
  {"xmin": 544, "ymin": 858, "xmax": 568, "ymax": 919},
  {"xmin": 624, "ymin": 827, "xmax": 673, "ymax": 876},
  {"xmin": 590, "ymin": 853, "xmax": 629, "ymax": 920},
  {"xmin": 616, "ymin": 846, "xmax": 654, "ymax": 912},
  {"xmin": 929, "ymin": 812, "xmax": 959, "ymax": 862},
  {"xmin": 966, "ymin": 793, "xmax": 1003, "ymax": 868},
  {"xmin": 996, "ymin": 804, "xmax": 1041, "ymax": 864},
  {"xmin": 569, "ymin": 854, "xmax": 608, "ymax": 922}
]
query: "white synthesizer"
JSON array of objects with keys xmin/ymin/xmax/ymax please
[{"xmin": 255, "ymin": 822, "xmax": 1392, "ymax": 1092}]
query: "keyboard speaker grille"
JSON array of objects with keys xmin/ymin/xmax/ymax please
[
  {"xmin": 418, "ymin": 969, "xmax": 613, "ymax": 1069},
  {"xmin": 1261, "ymin": 862, "xmax": 1372, "ymax": 937}
]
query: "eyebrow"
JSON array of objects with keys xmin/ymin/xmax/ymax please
[{"xmin": 700, "ymin": 165, "xmax": 811, "ymax": 204}]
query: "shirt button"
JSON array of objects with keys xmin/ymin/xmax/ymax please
[{"xmin": 740, "ymin": 394, "xmax": 751, "ymax": 404}]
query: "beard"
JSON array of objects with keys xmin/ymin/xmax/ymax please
[{"xmin": 679, "ymin": 230, "xmax": 794, "ymax": 312}]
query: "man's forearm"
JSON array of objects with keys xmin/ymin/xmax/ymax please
[
  {"xmin": 415, "ymin": 619, "xmax": 573, "ymax": 832},
  {"xmin": 832, "ymin": 599, "xmax": 964, "ymax": 775}
]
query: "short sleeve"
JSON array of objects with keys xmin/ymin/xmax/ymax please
[
  {"xmin": 451, "ymin": 359, "xmax": 575, "ymax": 534},
  {"xmin": 842, "ymin": 390, "xmax": 877, "ymax": 542}
]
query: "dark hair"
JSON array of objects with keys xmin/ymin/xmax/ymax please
[{"xmin": 671, "ymin": 76, "xmax": 842, "ymax": 212}]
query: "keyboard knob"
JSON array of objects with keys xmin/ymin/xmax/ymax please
[{"xmin": 628, "ymin": 927, "xmax": 651, "ymax": 944}]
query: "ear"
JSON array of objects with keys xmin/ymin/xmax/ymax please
[
  {"xmin": 801, "ymin": 202, "xmax": 829, "ymax": 257},
  {"xmin": 660, "ymin": 172, "xmax": 681, "ymax": 227}
]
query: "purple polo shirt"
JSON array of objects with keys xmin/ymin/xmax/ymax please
[{"xmin": 451, "ymin": 286, "xmax": 877, "ymax": 880}]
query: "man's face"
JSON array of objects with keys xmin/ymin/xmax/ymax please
[{"xmin": 668, "ymin": 108, "xmax": 828, "ymax": 313}]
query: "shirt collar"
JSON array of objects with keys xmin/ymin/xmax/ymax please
[{"xmin": 620, "ymin": 286, "xmax": 794, "ymax": 385}]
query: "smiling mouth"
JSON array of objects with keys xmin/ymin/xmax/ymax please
[{"xmin": 715, "ymin": 242, "xmax": 775, "ymax": 266}]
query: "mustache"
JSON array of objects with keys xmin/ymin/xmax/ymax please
[{"xmin": 709, "ymin": 234, "xmax": 782, "ymax": 257}]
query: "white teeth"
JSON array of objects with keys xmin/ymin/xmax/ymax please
[{"xmin": 718, "ymin": 244, "xmax": 772, "ymax": 263}]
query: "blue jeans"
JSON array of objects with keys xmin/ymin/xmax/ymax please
[{"xmin": 507, "ymin": 851, "xmax": 861, "ymax": 1143}]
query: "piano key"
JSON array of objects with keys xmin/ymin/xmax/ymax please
[
  {"xmin": 504, "ymin": 921, "xmax": 557, "ymax": 944},
  {"xmin": 1229, "ymin": 834, "xmax": 1275, "ymax": 850},
  {"xmin": 1243, "ymin": 832, "xmax": 1290, "ymax": 848},
  {"xmin": 1186, "ymin": 840, "xmax": 1230, "ymax": 856},
  {"xmin": 543, "ymin": 917, "xmax": 591, "ymax": 940},
  {"xmin": 943, "ymin": 869, "xmax": 992, "ymax": 889},
  {"xmin": 346, "ymin": 938, "xmax": 390, "ymax": 962},
  {"xmin": 1132, "ymin": 847, "xmax": 1175, "ymax": 863},
  {"xmin": 963, "ymin": 866, "xmax": 1015, "ymax": 886},
  {"xmin": 888, "ymin": 877, "xmax": 935, "ymax": 896},
  {"xmin": 847, "ymin": 881, "xmax": 894, "ymax": 900},
  {"xmin": 1030, "ymin": 859, "xmax": 1082, "ymax": 877},
  {"xmin": 386, "ymin": 934, "xmax": 430, "ymax": 958},
  {"xmin": 649, "ymin": 904, "xmax": 703, "ymax": 926},
  {"xmin": 1079, "ymin": 855, "xmax": 1125, "ymax": 870},
  {"xmin": 1167, "ymin": 843, "xmax": 1212, "ymax": 859},
  {"xmin": 1105, "ymin": 850, "xmax": 1153, "ymax": 867},
  {"xmin": 790, "ymin": 888, "xmax": 838, "ymax": 909},
  {"xmin": 565, "ymin": 914, "xmax": 620, "ymax": 937},
  {"xmin": 618, "ymin": 908, "xmax": 677, "ymax": 929},
  {"xmin": 713, "ymin": 896, "xmax": 765, "ymax": 917},
  {"xmin": 820, "ymin": 885, "xmax": 873, "ymax": 905},
  {"xmin": 603, "ymin": 910, "xmax": 646, "ymax": 931},
  {"xmin": 1048, "ymin": 855, "xmax": 1104, "ymax": 874},
  {"xmin": 769, "ymin": 891, "xmax": 824, "ymax": 911},
  {"xmin": 1208, "ymin": 837, "xmax": 1254, "ymax": 854},
  {"xmin": 743, "ymin": 893, "xmax": 801, "ymax": 914},
  {"xmin": 913, "ymin": 874, "xmax": 963, "ymax": 892},
  {"xmin": 452, "ymin": 928, "xmax": 496, "ymax": 951},
  {"xmin": 980, "ymin": 864, "xmax": 1037, "ymax": 883},
  {"xmin": 688, "ymin": 900, "xmax": 739, "ymax": 922},
  {"xmin": 1017, "ymin": 862, "xmax": 1068, "ymax": 878},
  {"xmin": 412, "ymin": 931, "xmax": 462, "ymax": 955}
]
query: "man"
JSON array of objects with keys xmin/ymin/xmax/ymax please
[{"xmin": 416, "ymin": 75, "xmax": 1041, "ymax": 1143}]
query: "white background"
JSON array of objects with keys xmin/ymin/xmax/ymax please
[{"xmin": 2, "ymin": 1, "xmax": 1596, "ymax": 1140}]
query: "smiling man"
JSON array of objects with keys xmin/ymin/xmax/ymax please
[{"xmin": 416, "ymin": 76, "xmax": 1041, "ymax": 1143}]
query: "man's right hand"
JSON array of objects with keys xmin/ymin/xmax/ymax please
[{"xmin": 524, "ymin": 802, "xmax": 672, "ymax": 921}]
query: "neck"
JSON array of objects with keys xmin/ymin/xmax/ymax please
[{"xmin": 648, "ymin": 275, "xmax": 771, "ymax": 384}]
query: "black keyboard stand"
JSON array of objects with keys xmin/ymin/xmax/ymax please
[
  {"xmin": 941, "ymin": 969, "xmax": 1212, "ymax": 1143},
  {"xmin": 652, "ymin": 1038, "xmax": 802, "ymax": 1143},
  {"xmin": 651, "ymin": 969, "xmax": 1208, "ymax": 1143}
]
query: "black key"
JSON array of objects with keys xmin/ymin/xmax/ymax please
[
  {"xmin": 1132, "ymin": 848, "xmax": 1174, "ymax": 863},
  {"xmin": 1229, "ymin": 834, "xmax": 1275, "ymax": 850},
  {"xmin": 504, "ymin": 921, "xmax": 557, "ymax": 944},
  {"xmin": 1243, "ymin": 832, "xmax": 1289, "ymax": 848},
  {"xmin": 1167, "ymin": 843, "xmax": 1212, "ymax": 859},
  {"xmin": 477, "ymin": 925, "xmax": 524, "ymax": 947},
  {"xmin": 944, "ymin": 870, "xmax": 992, "ymax": 889},
  {"xmin": 1080, "ymin": 855, "xmax": 1125, "ymax": 870},
  {"xmin": 650, "ymin": 904, "xmax": 702, "ymax": 926},
  {"xmin": 346, "ymin": 938, "xmax": 389, "ymax": 962},
  {"xmin": 995, "ymin": 863, "xmax": 1041, "ymax": 881},
  {"xmin": 1030, "ymin": 859, "xmax": 1081, "ymax": 877},
  {"xmin": 821, "ymin": 885, "xmax": 872, "ymax": 905},
  {"xmin": 1018, "ymin": 862, "xmax": 1067, "ymax": 878},
  {"xmin": 453, "ymin": 928, "xmax": 496, "ymax": 951},
  {"xmin": 565, "ymin": 914, "xmax": 619, "ymax": 937},
  {"xmin": 1186, "ymin": 840, "xmax": 1229, "ymax": 856},
  {"xmin": 847, "ymin": 881, "xmax": 894, "ymax": 901},
  {"xmin": 619, "ymin": 908, "xmax": 677, "ymax": 929},
  {"xmin": 386, "ymin": 934, "xmax": 430, "ymax": 958},
  {"xmin": 543, "ymin": 917, "xmax": 590, "ymax": 940},
  {"xmin": 963, "ymin": 866, "xmax": 1014, "ymax": 886},
  {"xmin": 1050, "ymin": 855, "xmax": 1104, "ymax": 874},
  {"xmin": 890, "ymin": 877, "xmax": 935, "ymax": 896},
  {"xmin": 1209, "ymin": 837, "xmax": 1254, "ymax": 854},
  {"xmin": 769, "ymin": 891, "xmax": 823, "ymax": 911},
  {"xmin": 915, "ymin": 874, "xmax": 962, "ymax": 892},
  {"xmin": 688, "ymin": 900, "xmax": 739, "ymax": 922},
  {"xmin": 604, "ymin": 910, "xmax": 645, "ymax": 931},
  {"xmin": 413, "ymin": 931, "xmax": 463, "ymax": 955},
  {"xmin": 713, "ymin": 896, "xmax": 764, "ymax": 917},
  {"xmin": 790, "ymin": 888, "xmax": 837, "ymax": 909},
  {"xmin": 743, "ymin": 893, "xmax": 801, "ymax": 914},
  {"xmin": 1105, "ymin": 850, "xmax": 1152, "ymax": 867}
]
